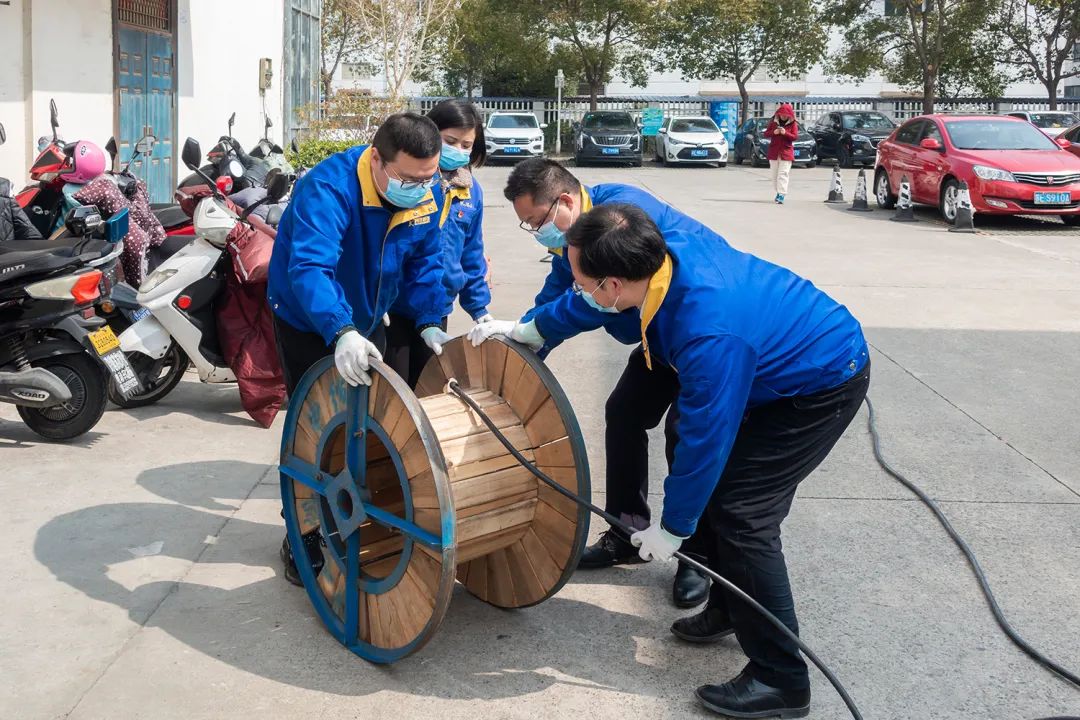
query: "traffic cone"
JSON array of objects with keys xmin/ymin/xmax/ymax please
[
  {"xmin": 825, "ymin": 167, "xmax": 845, "ymax": 203},
  {"xmin": 891, "ymin": 175, "xmax": 917, "ymax": 222},
  {"xmin": 848, "ymin": 168, "xmax": 872, "ymax": 212},
  {"xmin": 949, "ymin": 181, "xmax": 977, "ymax": 233}
]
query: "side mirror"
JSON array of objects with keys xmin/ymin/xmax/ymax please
[
  {"xmin": 266, "ymin": 169, "xmax": 289, "ymax": 203},
  {"xmin": 920, "ymin": 137, "xmax": 943, "ymax": 151},
  {"xmin": 1055, "ymin": 136, "xmax": 1071, "ymax": 148},
  {"xmin": 182, "ymin": 137, "xmax": 202, "ymax": 170},
  {"xmin": 106, "ymin": 136, "xmax": 118, "ymax": 160},
  {"xmin": 290, "ymin": 137, "xmax": 299, "ymax": 155},
  {"xmin": 50, "ymin": 99, "xmax": 59, "ymax": 134},
  {"xmin": 264, "ymin": 116, "xmax": 273, "ymax": 139},
  {"xmin": 135, "ymin": 134, "xmax": 157, "ymax": 155},
  {"xmin": 228, "ymin": 112, "xmax": 236, "ymax": 136},
  {"xmin": 658, "ymin": 127, "xmax": 668, "ymax": 134},
  {"xmin": 540, "ymin": 123, "xmax": 549, "ymax": 129},
  {"xmin": 0, "ymin": 122, "xmax": 6, "ymax": 147}
]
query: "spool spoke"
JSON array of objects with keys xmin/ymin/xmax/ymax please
[
  {"xmin": 280, "ymin": 454, "xmax": 328, "ymax": 497},
  {"xmin": 344, "ymin": 532, "xmax": 361, "ymax": 644},
  {"xmin": 363, "ymin": 503, "xmax": 442, "ymax": 550},
  {"xmin": 346, "ymin": 384, "xmax": 369, "ymax": 492}
]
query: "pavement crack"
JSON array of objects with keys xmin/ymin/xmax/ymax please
[
  {"xmin": 868, "ymin": 343, "xmax": 1080, "ymax": 501},
  {"xmin": 60, "ymin": 462, "xmax": 276, "ymax": 719}
]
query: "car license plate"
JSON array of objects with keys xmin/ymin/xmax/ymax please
[
  {"xmin": 503, "ymin": 147, "xmax": 521, "ymax": 154},
  {"xmin": 601, "ymin": 147, "xmax": 619, "ymax": 155},
  {"xmin": 100, "ymin": 348, "xmax": 142, "ymax": 398},
  {"xmin": 794, "ymin": 150, "xmax": 802, "ymax": 158},
  {"xmin": 691, "ymin": 149, "xmax": 709, "ymax": 157},
  {"xmin": 131, "ymin": 306, "xmax": 151, "ymax": 323},
  {"xmin": 88, "ymin": 326, "xmax": 121, "ymax": 355},
  {"xmin": 1034, "ymin": 191, "xmax": 1071, "ymax": 204}
]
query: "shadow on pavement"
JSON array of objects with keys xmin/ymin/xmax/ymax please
[{"xmin": 107, "ymin": 378, "xmax": 267, "ymax": 428}]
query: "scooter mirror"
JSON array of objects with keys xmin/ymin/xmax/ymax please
[
  {"xmin": 290, "ymin": 138, "xmax": 299, "ymax": 155},
  {"xmin": 50, "ymin": 99, "xmax": 59, "ymax": 133},
  {"xmin": 106, "ymin": 136, "xmax": 118, "ymax": 158},
  {"xmin": 0, "ymin": 123, "xmax": 6, "ymax": 147},
  {"xmin": 135, "ymin": 134, "xmax": 157, "ymax": 155},
  {"xmin": 228, "ymin": 112, "xmax": 236, "ymax": 136},
  {"xmin": 227, "ymin": 159, "xmax": 245, "ymax": 180},
  {"xmin": 266, "ymin": 169, "xmax": 289, "ymax": 203},
  {"xmin": 182, "ymin": 138, "xmax": 202, "ymax": 170}
]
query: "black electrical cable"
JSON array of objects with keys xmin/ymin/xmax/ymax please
[
  {"xmin": 448, "ymin": 380, "xmax": 865, "ymax": 720},
  {"xmin": 864, "ymin": 396, "xmax": 1080, "ymax": 690}
]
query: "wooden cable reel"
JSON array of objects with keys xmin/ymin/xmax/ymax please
[{"xmin": 278, "ymin": 336, "xmax": 591, "ymax": 663}]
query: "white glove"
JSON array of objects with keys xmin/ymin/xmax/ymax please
[
  {"xmin": 382, "ymin": 313, "xmax": 391, "ymax": 327},
  {"xmin": 420, "ymin": 326, "xmax": 452, "ymax": 355},
  {"xmin": 334, "ymin": 330, "xmax": 382, "ymax": 387},
  {"xmin": 630, "ymin": 522, "xmax": 686, "ymax": 562},
  {"xmin": 474, "ymin": 313, "xmax": 494, "ymax": 324},
  {"xmin": 467, "ymin": 318, "xmax": 545, "ymax": 350}
]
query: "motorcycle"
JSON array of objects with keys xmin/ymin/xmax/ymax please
[
  {"xmin": 15, "ymin": 99, "xmax": 71, "ymax": 237},
  {"xmin": 0, "ymin": 207, "xmax": 140, "ymax": 440},
  {"xmin": 114, "ymin": 137, "xmax": 288, "ymax": 409}
]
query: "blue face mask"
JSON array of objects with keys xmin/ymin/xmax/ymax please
[
  {"xmin": 439, "ymin": 143, "xmax": 470, "ymax": 170},
  {"xmin": 580, "ymin": 279, "xmax": 620, "ymax": 313},
  {"xmin": 381, "ymin": 164, "xmax": 434, "ymax": 208},
  {"xmin": 534, "ymin": 221, "xmax": 565, "ymax": 249}
]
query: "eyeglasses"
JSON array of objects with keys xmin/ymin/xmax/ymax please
[
  {"xmin": 519, "ymin": 196, "xmax": 560, "ymax": 234},
  {"xmin": 572, "ymin": 277, "xmax": 608, "ymax": 296},
  {"xmin": 383, "ymin": 163, "xmax": 440, "ymax": 191}
]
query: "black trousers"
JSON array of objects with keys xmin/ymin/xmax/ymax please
[
  {"xmin": 383, "ymin": 313, "xmax": 447, "ymax": 389},
  {"xmin": 604, "ymin": 347, "xmax": 709, "ymax": 559},
  {"xmin": 271, "ymin": 313, "xmax": 387, "ymax": 396},
  {"xmin": 700, "ymin": 362, "xmax": 870, "ymax": 689}
]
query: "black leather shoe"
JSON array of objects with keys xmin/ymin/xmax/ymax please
[
  {"xmin": 696, "ymin": 670, "xmax": 810, "ymax": 719},
  {"xmin": 577, "ymin": 530, "xmax": 645, "ymax": 569},
  {"xmin": 673, "ymin": 560, "xmax": 710, "ymax": 607},
  {"xmin": 281, "ymin": 533, "xmax": 325, "ymax": 586},
  {"xmin": 671, "ymin": 607, "xmax": 735, "ymax": 643}
]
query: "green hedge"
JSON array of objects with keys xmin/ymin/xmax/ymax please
[{"xmin": 286, "ymin": 138, "xmax": 357, "ymax": 169}]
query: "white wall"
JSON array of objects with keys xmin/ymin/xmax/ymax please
[
  {"xmin": 177, "ymin": 0, "xmax": 285, "ymax": 153},
  {"xmin": 0, "ymin": 0, "xmax": 30, "ymax": 178}
]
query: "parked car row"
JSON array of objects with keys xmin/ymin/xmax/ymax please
[{"xmin": 733, "ymin": 118, "xmax": 819, "ymax": 168}]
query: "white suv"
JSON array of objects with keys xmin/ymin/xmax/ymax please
[{"xmin": 485, "ymin": 111, "xmax": 547, "ymax": 161}]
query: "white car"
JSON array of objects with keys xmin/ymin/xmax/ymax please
[
  {"xmin": 1005, "ymin": 110, "xmax": 1080, "ymax": 137},
  {"xmin": 655, "ymin": 116, "xmax": 729, "ymax": 166},
  {"xmin": 485, "ymin": 111, "xmax": 547, "ymax": 161}
]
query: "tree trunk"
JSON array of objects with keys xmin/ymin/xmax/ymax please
[
  {"xmin": 1047, "ymin": 79, "xmax": 1058, "ymax": 110},
  {"xmin": 737, "ymin": 80, "xmax": 750, "ymax": 125},
  {"xmin": 322, "ymin": 73, "xmax": 333, "ymax": 103},
  {"xmin": 923, "ymin": 66, "xmax": 936, "ymax": 115},
  {"xmin": 589, "ymin": 80, "xmax": 600, "ymax": 111}
]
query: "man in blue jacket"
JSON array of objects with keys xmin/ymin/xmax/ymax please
[
  {"xmin": 469, "ymin": 158, "xmax": 720, "ymax": 606},
  {"xmin": 562, "ymin": 203, "xmax": 870, "ymax": 718},
  {"xmin": 268, "ymin": 112, "xmax": 450, "ymax": 584}
]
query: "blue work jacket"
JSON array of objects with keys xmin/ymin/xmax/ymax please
[
  {"xmin": 267, "ymin": 145, "xmax": 446, "ymax": 345},
  {"xmin": 638, "ymin": 231, "xmax": 868, "ymax": 536},
  {"xmin": 391, "ymin": 172, "xmax": 490, "ymax": 321}
]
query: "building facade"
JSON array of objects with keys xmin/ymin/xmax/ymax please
[{"xmin": 0, "ymin": 0, "xmax": 321, "ymax": 202}]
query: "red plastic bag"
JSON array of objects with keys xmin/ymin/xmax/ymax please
[{"xmin": 225, "ymin": 221, "xmax": 274, "ymax": 284}]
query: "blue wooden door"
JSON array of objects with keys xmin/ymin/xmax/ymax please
[{"xmin": 117, "ymin": 25, "xmax": 174, "ymax": 203}]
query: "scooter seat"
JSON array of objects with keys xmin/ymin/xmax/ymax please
[
  {"xmin": 152, "ymin": 204, "xmax": 191, "ymax": 230},
  {"xmin": 0, "ymin": 237, "xmax": 112, "ymax": 285}
]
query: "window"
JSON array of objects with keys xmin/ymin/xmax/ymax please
[
  {"xmin": 284, "ymin": 0, "xmax": 322, "ymax": 141},
  {"xmin": 944, "ymin": 120, "xmax": 1058, "ymax": 150},
  {"xmin": 489, "ymin": 114, "xmax": 539, "ymax": 129},
  {"xmin": 1072, "ymin": 42, "xmax": 1080, "ymax": 62},
  {"xmin": 1025, "ymin": 112, "xmax": 1080, "ymax": 129},
  {"xmin": 884, "ymin": 0, "xmax": 900, "ymax": 17},
  {"xmin": 341, "ymin": 62, "xmax": 376, "ymax": 81},
  {"xmin": 582, "ymin": 112, "xmax": 635, "ymax": 130},
  {"xmin": 919, "ymin": 122, "xmax": 943, "ymax": 144},
  {"xmin": 841, "ymin": 112, "xmax": 896, "ymax": 130},
  {"xmin": 671, "ymin": 118, "xmax": 720, "ymax": 133},
  {"xmin": 118, "ymin": 0, "xmax": 171, "ymax": 31},
  {"xmin": 895, "ymin": 121, "xmax": 923, "ymax": 145}
]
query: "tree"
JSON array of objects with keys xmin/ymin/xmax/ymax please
[
  {"xmin": 829, "ymin": 0, "xmax": 1005, "ymax": 114},
  {"xmin": 990, "ymin": 0, "xmax": 1080, "ymax": 109},
  {"xmin": 320, "ymin": 0, "xmax": 368, "ymax": 100},
  {"xmin": 352, "ymin": 0, "xmax": 461, "ymax": 99},
  {"xmin": 652, "ymin": 0, "xmax": 828, "ymax": 124},
  {"xmin": 534, "ymin": 0, "xmax": 653, "ymax": 109}
]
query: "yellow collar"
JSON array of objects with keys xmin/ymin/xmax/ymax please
[
  {"xmin": 356, "ymin": 147, "xmax": 438, "ymax": 230},
  {"xmin": 550, "ymin": 187, "xmax": 593, "ymax": 258},
  {"xmin": 640, "ymin": 253, "xmax": 673, "ymax": 371},
  {"xmin": 439, "ymin": 183, "xmax": 472, "ymax": 228}
]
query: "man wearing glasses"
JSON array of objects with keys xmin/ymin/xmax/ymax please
[
  {"xmin": 469, "ymin": 158, "xmax": 725, "ymax": 608},
  {"xmin": 268, "ymin": 112, "xmax": 450, "ymax": 585}
]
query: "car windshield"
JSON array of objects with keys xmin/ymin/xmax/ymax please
[
  {"xmin": 671, "ymin": 118, "xmax": 719, "ymax": 133},
  {"xmin": 1026, "ymin": 112, "xmax": 1079, "ymax": 128},
  {"xmin": 489, "ymin": 115, "xmax": 538, "ymax": 129},
  {"xmin": 842, "ymin": 112, "xmax": 895, "ymax": 130},
  {"xmin": 583, "ymin": 112, "xmax": 634, "ymax": 129},
  {"xmin": 944, "ymin": 120, "xmax": 1059, "ymax": 150}
]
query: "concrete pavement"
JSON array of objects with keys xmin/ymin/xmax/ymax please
[{"xmin": 3, "ymin": 162, "xmax": 1078, "ymax": 719}]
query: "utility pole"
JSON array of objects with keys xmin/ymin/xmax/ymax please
[{"xmin": 555, "ymin": 69, "xmax": 565, "ymax": 156}]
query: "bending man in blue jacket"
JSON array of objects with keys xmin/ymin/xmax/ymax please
[
  {"xmin": 469, "ymin": 158, "xmax": 718, "ymax": 607},
  {"xmin": 267, "ymin": 112, "xmax": 449, "ymax": 585},
  {"xmin": 562, "ymin": 203, "xmax": 869, "ymax": 719}
]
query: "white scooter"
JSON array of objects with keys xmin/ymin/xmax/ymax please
[{"xmin": 116, "ymin": 137, "xmax": 287, "ymax": 406}]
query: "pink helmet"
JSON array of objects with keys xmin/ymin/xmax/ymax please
[{"xmin": 60, "ymin": 140, "xmax": 107, "ymax": 184}]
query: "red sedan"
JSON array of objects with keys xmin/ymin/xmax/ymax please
[{"xmin": 874, "ymin": 114, "xmax": 1080, "ymax": 226}]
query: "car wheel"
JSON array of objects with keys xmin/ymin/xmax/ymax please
[
  {"xmin": 805, "ymin": 159, "xmax": 817, "ymax": 168},
  {"xmin": 734, "ymin": 150, "xmax": 744, "ymax": 165},
  {"xmin": 940, "ymin": 179, "xmax": 961, "ymax": 223},
  {"xmin": 574, "ymin": 155, "xmax": 586, "ymax": 167},
  {"xmin": 1061, "ymin": 214, "xmax": 1080, "ymax": 227},
  {"xmin": 875, "ymin": 169, "xmax": 897, "ymax": 209},
  {"xmin": 838, "ymin": 144, "xmax": 854, "ymax": 169},
  {"xmin": 631, "ymin": 159, "xmax": 642, "ymax": 168},
  {"xmin": 717, "ymin": 162, "xmax": 727, "ymax": 168}
]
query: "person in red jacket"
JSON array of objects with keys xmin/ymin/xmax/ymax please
[{"xmin": 765, "ymin": 104, "xmax": 798, "ymax": 204}]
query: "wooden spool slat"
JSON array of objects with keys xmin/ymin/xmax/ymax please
[{"xmin": 280, "ymin": 336, "xmax": 589, "ymax": 664}]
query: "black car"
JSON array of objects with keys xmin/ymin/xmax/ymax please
[
  {"xmin": 810, "ymin": 110, "xmax": 897, "ymax": 168},
  {"xmin": 573, "ymin": 111, "xmax": 643, "ymax": 167},
  {"xmin": 733, "ymin": 118, "xmax": 818, "ymax": 168}
]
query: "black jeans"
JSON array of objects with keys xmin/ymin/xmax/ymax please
[
  {"xmin": 604, "ymin": 346, "xmax": 708, "ymax": 560},
  {"xmin": 271, "ymin": 313, "xmax": 386, "ymax": 396},
  {"xmin": 384, "ymin": 313, "xmax": 447, "ymax": 389},
  {"xmin": 699, "ymin": 361, "xmax": 870, "ymax": 690}
]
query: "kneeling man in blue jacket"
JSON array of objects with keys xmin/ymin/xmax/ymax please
[
  {"xmin": 267, "ymin": 113, "xmax": 452, "ymax": 584},
  {"xmin": 561, "ymin": 203, "xmax": 869, "ymax": 719}
]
